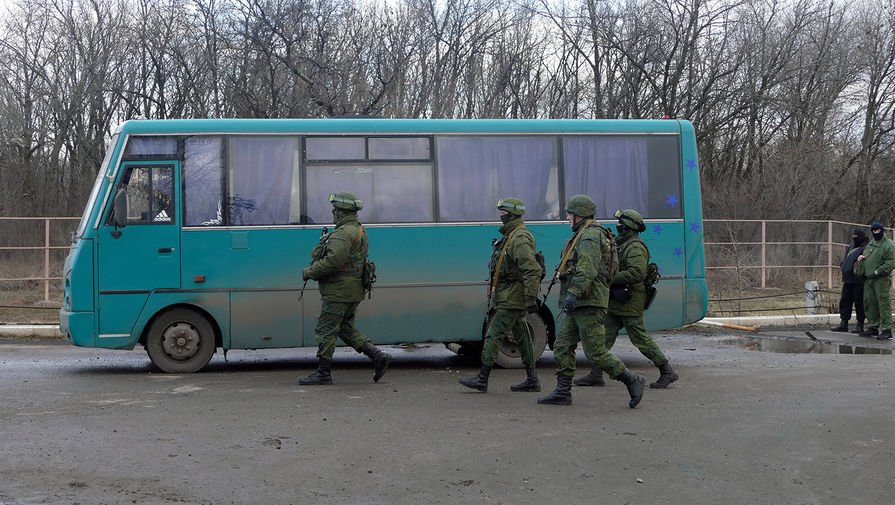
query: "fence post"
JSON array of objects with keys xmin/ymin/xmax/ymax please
[
  {"xmin": 828, "ymin": 220, "xmax": 833, "ymax": 289},
  {"xmin": 45, "ymin": 218, "xmax": 51, "ymax": 302},
  {"xmin": 761, "ymin": 220, "xmax": 766, "ymax": 288},
  {"xmin": 805, "ymin": 280, "xmax": 819, "ymax": 314}
]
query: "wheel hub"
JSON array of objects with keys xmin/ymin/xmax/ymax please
[{"xmin": 161, "ymin": 322, "xmax": 199, "ymax": 361}]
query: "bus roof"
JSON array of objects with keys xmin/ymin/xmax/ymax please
[{"xmin": 115, "ymin": 118, "xmax": 690, "ymax": 136}]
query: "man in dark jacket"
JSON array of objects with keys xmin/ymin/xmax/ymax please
[{"xmin": 831, "ymin": 229, "xmax": 869, "ymax": 333}]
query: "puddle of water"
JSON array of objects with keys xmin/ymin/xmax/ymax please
[{"xmin": 716, "ymin": 336, "xmax": 892, "ymax": 355}]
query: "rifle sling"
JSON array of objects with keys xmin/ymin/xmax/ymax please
[{"xmin": 490, "ymin": 225, "xmax": 524, "ymax": 293}]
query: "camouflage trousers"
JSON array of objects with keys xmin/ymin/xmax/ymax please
[
  {"xmin": 864, "ymin": 276, "xmax": 893, "ymax": 331},
  {"xmin": 552, "ymin": 306, "xmax": 624, "ymax": 379},
  {"xmin": 314, "ymin": 300, "xmax": 373, "ymax": 360},
  {"xmin": 604, "ymin": 313, "xmax": 668, "ymax": 367},
  {"xmin": 481, "ymin": 308, "xmax": 535, "ymax": 367}
]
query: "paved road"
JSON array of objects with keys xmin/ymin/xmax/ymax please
[{"xmin": 1, "ymin": 328, "xmax": 893, "ymax": 505}]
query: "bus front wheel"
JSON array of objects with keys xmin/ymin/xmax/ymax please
[
  {"xmin": 145, "ymin": 308, "xmax": 216, "ymax": 373},
  {"xmin": 492, "ymin": 311, "xmax": 548, "ymax": 369}
]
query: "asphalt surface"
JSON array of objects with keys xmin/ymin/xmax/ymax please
[{"xmin": 1, "ymin": 327, "xmax": 893, "ymax": 505}]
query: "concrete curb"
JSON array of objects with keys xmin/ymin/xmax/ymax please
[
  {"xmin": 0, "ymin": 324, "xmax": 62, "ymax": 338},
  {"xmin": 699, "ymin": 313, "xmax": 895, "ymax": 329}
]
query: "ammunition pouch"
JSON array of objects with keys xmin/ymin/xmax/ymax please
[{"xmin": 610, "ymin": 285, "xmax": 633, "ymax": 303}]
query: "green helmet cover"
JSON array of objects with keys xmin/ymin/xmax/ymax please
[
  {"xmin": 614, "ymin": 209, "xmax": 646, "ymax": 232},
  {"xmin": 564, "ymin": 194, "xmax": 596, "ymax": 217},
  {"xmin": 496, "ymin": 197, "xmax": 526, "ymax": 216},
  {"xmin": 329, "ymin": 192, "xmax": 363, "ymax": 211}
]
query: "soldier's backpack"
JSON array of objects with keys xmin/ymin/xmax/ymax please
[
  {"xmin": 592, "ymin": 223, "xmax": 619, "ymax": 281},
  {"xmin": 535, "ymin": 250, "xmax": 547, "ymax": 281},
  {"xmin": 356, "ymin": 225, "xmax": 376, "ymax": 298}
]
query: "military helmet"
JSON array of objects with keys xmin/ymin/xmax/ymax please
[
  {"xmin": 329, "ymin": 192, "xmax": 363, "ymax": 211},
  {"xmin": 614, "ymin": 209, "xmax": 646, "ymax": 232},
  {"xmin": 496, "ymin": 197, "xmax": 526, "ymax": 216},
  {"xmin": 564, "ymin": 194, "xmax": 597, "ymax": 218}
]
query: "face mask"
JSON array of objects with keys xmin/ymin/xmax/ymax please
[
  {"xmin": 872, "ymin": 231, "xmax": 884, "ymax": 241},
  {"xmin": 616, "ymin": 223, "xmax": 629, "ymax": 236},
  {"xmin": 500, "ymin": 214, "xmax": 513, "ymax": 224},
  {"xmin": 332, "ymin": 208, "xmax": 349, "ymax": 221}
]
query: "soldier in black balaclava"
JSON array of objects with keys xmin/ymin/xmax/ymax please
[{"xmin": 831, "ymin": 228, "xmax": 869, "ymax": 333}]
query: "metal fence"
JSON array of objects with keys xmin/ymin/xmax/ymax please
[
  {"xmin": 0, "ymin": 217, "xmax": 889, "ymax": 303},
  {"xmin": 703, "ymin": 219, "xmax": 888, "ymax": 290},
  {"xmin": 0, "ymin": 217, "xmax": 80, "ymax": 302}
]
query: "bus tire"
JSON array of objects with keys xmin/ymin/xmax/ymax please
[
  {"xmin": 145, "ymin": 308, "xmax": 216, "ymax": 373},
  {"xmin": 492, "ymin": 311, "xmax": 548, "ymax": 369}
]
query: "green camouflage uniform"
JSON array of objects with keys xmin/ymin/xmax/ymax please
[
  {"xmin": 553, "ymin": 220, "xmax": 625, "ymax": 379},
  {"xmin": 481, "ymin": 216, "xmax": 541, "ymax": 367},
  {"xmin": 605, "ymin": 231, "xmax": 669, "ymax": 366},
  {"xmin": 303, "ymin": 212, "xmax": 372, "ymax": 360},
  {"xmin": 859, "ymin": 235, "xmax": 895, "ymax": 332}
]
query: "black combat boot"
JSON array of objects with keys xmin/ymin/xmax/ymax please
[
  {"xmin": 299, "ymin": 358, "xmax": 333, "ymax": 385},
  {"xmin": 458, "ymin": 365, "xmax": 491, "ymax": 392},
  {"xmin": 831, "ymin": 320, "xmax": 848, "ymax": 332},
  {"xmin": 649, "ymin": 362, "xmax": 679, "ymax": 389},
  {"xmin": 617, "ymin": 369, "xmax": 645, "ymax": 408},
  {"xmin": 850, "ymin": 321, "xmax": 865, "ymax": 334},
  {"xmin": 510, "ymin": 366, "xmax": 541, "ymax": 392},
  {"xmin": 876, "ymin": 330, "xmax": 892, "ymax": 340},
  {"xmin": 860, "ymin": 327, "xmax": 880, "ymax": 337},
  {"xmin": 362, "ymin": 345, "xmax": 391, "ymax": 382},
  {"xmin": 573, "ymin": 366, "xmax": 605, "ymax": 387},
  {"xmin": 537, "ymin": 375, "xmax": 572, "ymax": 405}
]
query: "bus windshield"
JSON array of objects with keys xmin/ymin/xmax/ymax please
[{"xmin": 75, "ymin": 134, "xmax": 119, "ymax": 239}]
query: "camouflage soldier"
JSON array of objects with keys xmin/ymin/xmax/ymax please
[
  {"xmin": 299, "ymin": 192, "xmax": 390, "ymax": 385},
  {"xmin": 538, "ymin": 195, "xmax": 646, "ymax": 407},
  {"xmin": 574, "ymin": 209, "xmax": 678, "ymax": 389},
  {"xmin": 459, "ymin": 198, "xmax": 542, "ymax": 393},
  {"xmin": 856, "ymin": 222, "xmax": 895, "ymax": 341}
]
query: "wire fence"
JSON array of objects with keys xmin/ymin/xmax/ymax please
[{"xmin": 0, "ymin": 217, "xmax": 889, "ymax": 318}]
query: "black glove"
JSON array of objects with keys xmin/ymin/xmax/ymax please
[
  {"xmin": 562, "ymin": 293, "xmax": 577, "ymax": 314},
  {"xmin": 302, "ymin": 269, "xmax": 311, "ymax": 281},
  {"xmin": 525, "ymin": 299, "xmax": 539, "ymax": 314}
]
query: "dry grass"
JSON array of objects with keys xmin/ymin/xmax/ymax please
[
  {"xmin": 0, "ymin": 287, "xmax": 62, "ymax": 324},
  {"xmin": 707, "ymin": 286, "xmax": 839, "ymax": 318}
]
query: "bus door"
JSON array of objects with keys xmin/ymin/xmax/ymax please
[{"xmin": 96, "ymin": 162, "xmax": 181, "ymax": 339}]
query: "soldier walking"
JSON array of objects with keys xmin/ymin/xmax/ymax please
[
  {"xmin": 573, "ymin": 209, "xmax": 678, "ymax": 389},
  {"xmin": 459, "ymin": 198, "xmax": 542, "ymax": 393},
  {"xmin": 538, "ymin": 195, "xmax": 646, "ymax": 407},
  {"xmin": 856, "ymin": 222, "xmax": 895, "ymax": 341},
  {"xmin": 299, "ymin": 192, "xmax": 390, "ymax": 385}
]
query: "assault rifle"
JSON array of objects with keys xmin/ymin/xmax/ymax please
[{"xmin": 297, "ymin": 226, "xmax": 328, "ymax": 302}]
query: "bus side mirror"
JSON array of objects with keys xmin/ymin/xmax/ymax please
[{"xmin": 113, "ymin": 188, "xmax": 128, "ymax": 229}]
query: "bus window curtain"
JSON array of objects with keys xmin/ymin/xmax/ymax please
[
  {"xmin": 562, "ymin": 137, "xmax": 649, "ymax": 219},
  {"xmin": 437, "ymin": 137, "xmax": 556, "ymax": 221},
  {"xmin": 228, "ymin": 137, "xmax": 297, "ymax": 225},
  {"xmin": 184, "ymin": 137, "xmax": 224, "ymax": 226}
]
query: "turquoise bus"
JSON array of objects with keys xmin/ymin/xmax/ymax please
[{"xmin": 59, "ymin": 118, "xmax": 707, "ymax": 373}]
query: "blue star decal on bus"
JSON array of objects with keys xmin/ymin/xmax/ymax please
[
  {"xmin": 665, "ymin": 194, "xmax": 678, "ymax": 208},
  {"xmin": 673, "ymin": 248, "xmax": 683, "ymax": 257},
  {"xmin": 653, "ymin": 224, "xmax": 663, "ymax": 235},
  {"xmin": 689, "ymin": 221, "xmax": 701, "ymax": 232},
  {"xmin": 686, "ymin": 159, "xmax": 697, "ymax": 171}
]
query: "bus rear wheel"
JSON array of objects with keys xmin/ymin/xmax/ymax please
[
  {"xmin": 493, "ymin": 311, "xmax": 548, "ymax": 369},
  {"xmin": 145, "ymin": 308, "xmax": 216, "ymax": 373}
]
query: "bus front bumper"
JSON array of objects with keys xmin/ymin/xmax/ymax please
[{"xmin": 59, "ymin": 309, "xmax": 95, "ymax": 348}]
